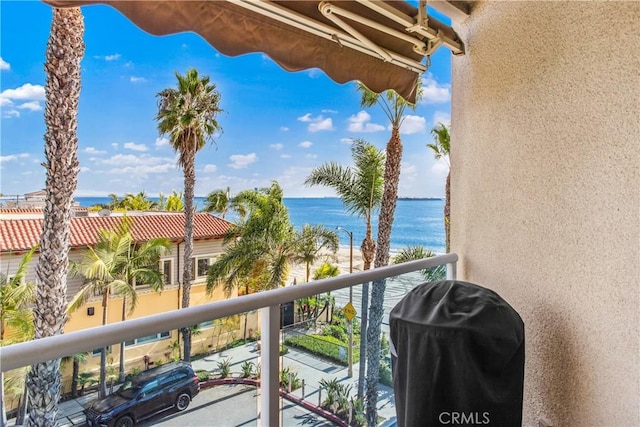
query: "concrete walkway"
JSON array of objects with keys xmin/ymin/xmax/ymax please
[{"xmin": 18, "ymin": 341, "xmax": 396, "ymax": 427}]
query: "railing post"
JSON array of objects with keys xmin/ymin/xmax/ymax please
[
  {"xmin": 259, "ymin": 305, "xmax": 280, "ymax": 427},
  {"xmin": 446, "ymin": 260, "xmax": 457, "ymax": 280}
]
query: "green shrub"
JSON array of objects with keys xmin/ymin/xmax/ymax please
[
  {"xmin": 279, "ymin": 367, "xmax": 301, "ymax": 391},
  {"xmin": 196, "ymin": 369, "xmax": 210, "ymax": 382},
  {"xmin": 378, "ymin": 359, "xmax": 392, "ymax": 387},
  {"xmin": 284, "ymin": 334, "xmax": 358, "ymax": 364},
  {"xmin": 241, "ymin": 361, "xmax": 255, "ymax": 378},
  {"xmin": 217, "ymin": 359, "xmax": 232, "ymax": 378}
]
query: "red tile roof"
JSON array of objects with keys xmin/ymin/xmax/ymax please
[{"xmin": 1, "ymin": 213, "xmax": 231, "ymax": 252}]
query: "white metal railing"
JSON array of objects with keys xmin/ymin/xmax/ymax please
[{"xmin": 1, "ymin": 253, "xmax": 457, "ymax": 424}]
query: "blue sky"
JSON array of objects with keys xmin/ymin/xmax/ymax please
[{"xmin": 1, "ymin": 1, "xmax": 451, "ymax": 198}]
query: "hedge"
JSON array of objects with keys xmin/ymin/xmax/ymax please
[{"xmin": 284, "ymin": 334, "xmax": 359, "ymax": 365}]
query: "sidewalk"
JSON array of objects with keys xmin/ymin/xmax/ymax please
[{"xmin": 19, "ymin": 342, "xmax": 397, "ymax": 426}]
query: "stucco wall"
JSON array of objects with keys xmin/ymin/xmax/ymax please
[{"xmin": 450, "ymin": 2, "xmax": 639, "ymax": 426}]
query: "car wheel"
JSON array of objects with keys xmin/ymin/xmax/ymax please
[
  {"xmin": 115, "ymin": 416, "xmax": 134, "ymax": 427},
  {"xmin": 175, "ymin": 392, "xmax": 191, "ymax": 411}
]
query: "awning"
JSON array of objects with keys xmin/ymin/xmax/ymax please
[{"xmin": 44, "ymin": 1, "xmax": 464, "ymax": 103}]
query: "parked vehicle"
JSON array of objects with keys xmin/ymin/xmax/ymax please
[{"xmin": 85, "ymin": 361, "xmax": 200, "ymax": 427}]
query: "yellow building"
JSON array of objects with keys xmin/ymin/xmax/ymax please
[{"xmin": 0, "ymin": 209, "xmax": 258, "ymax": 396}]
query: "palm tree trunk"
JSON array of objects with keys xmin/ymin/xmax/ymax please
[
  {"xmin": 26, "ymin": 8, "xmax": 84, "ymax": 427},
  {"xmin": 358, "ymin": 227, "xmax": 375, "ymax": 400},
  {"xmin": 71, "ymin": 359, "xmax": 79, "ymax": 399},
  {"xmin": 445, "ymin": 171, "xmax": 451, "ymax": 253},
  {"xmin": 366, "ymin": 127, "xmax": 402, "ymax": 426},
  {"xmin": 181, "ymin": 151, "xmax": 196, "ymax": 362}
]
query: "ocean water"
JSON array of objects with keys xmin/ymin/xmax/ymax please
[{"xmin": 75, "ymin": 197, "xmax": 445, "ymax": 252}]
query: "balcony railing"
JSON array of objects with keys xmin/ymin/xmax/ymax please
[{"xmin": 1, "ymin": 253, "xmax": 458, "ymax": 425}]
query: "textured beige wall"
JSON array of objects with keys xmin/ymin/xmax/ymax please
[{"xmin": 450, "ymin": 2, "xmax": 639, "ymax": 426}]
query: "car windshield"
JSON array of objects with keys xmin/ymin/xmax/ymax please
[{"xmin": 117, "ymin": 381, "xmax": 142, "ymax": 399}]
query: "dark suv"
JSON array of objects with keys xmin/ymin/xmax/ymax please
[{"xmin": 85, "ymin": 361, "xmax": 200, "ymax": 427}]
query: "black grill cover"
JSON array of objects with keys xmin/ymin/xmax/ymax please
[{"xmin": 389, "ymin": 280, "xmax": 524, "ymax": 427}]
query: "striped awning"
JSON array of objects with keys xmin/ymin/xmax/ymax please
[{"xmin": 44, "ymin": 0, "xmax": 464, "ymax": 103}]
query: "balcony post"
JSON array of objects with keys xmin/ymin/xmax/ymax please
[
  {"xmin": 446, "ymin": 260, "xmax": 457, "ymax": 280},
  {"xmin": 259, "ymin": 305, "xmax": 280, "ymax": 426}
]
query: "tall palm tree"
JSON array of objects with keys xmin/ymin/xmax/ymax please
[
  {"xmin": 305, "ymin": 138, "xmax": 384, "ymax": 399},
  {"xmin": 122, "ymin": 191, "xmax": 157, "ymax": 211},
  {"xmin": 156, "ymin": 68, "xmax": 222, "ymax": 362},
  {"xmin": 1, "ymin": 246, "xmax": 38, "ymax": 426},
  {"xmin": 27, "ymin": 7, "xmax": 84, "ymax": 427},
  {"xmin": 356, "ymin": 81, "xmax": 419, "ymax": 425},
  {"xmin": 427, "ymin": 122, "xmax": 451, "ymax": 252}
]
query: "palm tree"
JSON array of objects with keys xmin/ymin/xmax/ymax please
[
  {"xmin": 203, "ymin": 187, "xmax": 230, "ymax": 219},
  {"xmin": 356, "ymin": 81, "xmax": 419, "ymax": 425},
  {"xmin": 27, "ymin": 7, "xmax": 84, "ymax": 427},
  {"xmin": 206, "ymin": 182, "xmax": 295, "ymax": 296},
  {"xmin": 156, "ymin": 68, "xmax": 223, "ymax": 362},
  {"xmin": 427, "ymin": 122, "xmax": 451, "ymax": 252},
  {"xmin": 207, "ymin": 182, "xmax": 295, "ymax": 340},
  {"xmin": 1, "ymin": 246, "xmax": 37, "ymax": 426},
  {"xmin": 391, "ymin": 246, "xmax": 446, "ymax": 281},
  {"xmin": 305, "ymin": 138, "xmax": 384, "ymax": 399},
  {"xmin": 67, "ymin": 219, "xmax": 170, "ymax": 397},
  {"xmin": 112, "ymin": 220, "xmax": 170, "ymax": 381},
  {"xmin": 165, "ymin": 190, "xmax": 185, "ymax": 212},
  {"xmin": 292, "ymin": 224, "xmax": 339, "ymax": 282}
]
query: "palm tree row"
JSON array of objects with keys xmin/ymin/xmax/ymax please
[{"xmin": 92, "ymin": 190, "xmax": 185, "ymax": 212}]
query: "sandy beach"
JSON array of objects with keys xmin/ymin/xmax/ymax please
[{"xmin": 288, "ymin": 245, "xmax": 365, "ymax": 284}]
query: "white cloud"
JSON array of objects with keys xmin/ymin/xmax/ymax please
[
  {"xmin": 432, "ymin": 111, "xmax": 451, "ymax": 127},
  {"xmin": 400, "ymin": 115, "xmax": 427, "ymax": 135},
  {"xmin": 0, "ymin": 57, "xmax": 10, "ymax": 71},
  {"xmin": 17, "ymin": 101, "xmax": 42, "ymax": 111},
  {"xmin": 105, "ymin": 53, "xmax": 121, "ymax": 61},
  {"xmin": 123, "ymin": 142, "xmax": 148, "ymax": 152},
  {"xmin": 401, "ymin": 162, "xmax": 418, "ymax": 180},
  {"xmin": 79, "ymin": 166, "xmax": 91, "ymax": 173},
  {"xmin": 2, "ymin": 109, "xmax": 20, "ymax": 118},
  {"xmin": 203, "ymin": 164, "xmax": 217, "ymax": 173},
  {"xmin": 100, "ymin": 153, "xmax": 176, "ymax": 177},
  {"xmin": 155, "ymin": 137, "xmax": 170, "ymax": 148},
  {"xmin": 306, "ymin": 68, "xmax": 323, "ymax": 78},
  {"xmin": 229, "ymin": 153, "xmax": 257, "ymax": 169},
  {"xmin": 84, "ymin": 147, "xmax": 107, "ymax": 155},
  {"xmin": 340, "ymin": 138, "xmax": 354, "ymax": 144},
  {"xmin": 0, "ymin": 153, "xmax": 29, "ymax": 163},
  {"xmin": 280, "ymin": 126, "xmax": 289, "ymax": 132},
  {"xmin": 0, "ymin": 83, "xmax": 45, "ymax": 110},
  {"xmin": 130, "ymin": 76, "xmax": 147, "ymax": 83},
  {"xmin": 280, "ymin": 154, "xmax": 292, "ymax": 159},
  {"xmin": 305, "ymin": 154, "xmax": 318, "ymax": 159},
  {"xmin": 309, "ymin": 117, "xmax": 333, "ymax": 132},
  {"xmin": 111, "ymin": 143, "xmax": 119, "ymax": 149},
  {"xmin": 421, "ymin": 74, "xmax": 451, "ymax": 104},
  {"xmin": 297, "ymin": 113, "xmax": 313, "ymax": 122},
  {"xmin": 297, "ymin": 113, "xmax": 334, "ymax": 132},
  {"xmin": 298, "ymin": 141, "xmax": 313, "ymax": 148},
  {"xmin": 270, "ymin": 143, "xmax": 284, "ymax": 150},
  {"xmin": 322, "ymin": 109, "xmax": 338, "ymax": 114},
  {"xmin": 431, "ymin": 161, "xmax": 449, "ymax": 176},
  {"xmin": 348, "ymin": 111, "xmax": 385, "ymax": 133}
]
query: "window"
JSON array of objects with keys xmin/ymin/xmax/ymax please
[
  {"xmin": 161, "ymin": 259, "xmax": 173, "ymax": 285},
  {"xmin": 124, "ymin": 331, "xmax": 170, "ymax": 347},
  {"xmin": 190, "ymin": 255, "xmax": 217, "ymax": 281}
]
